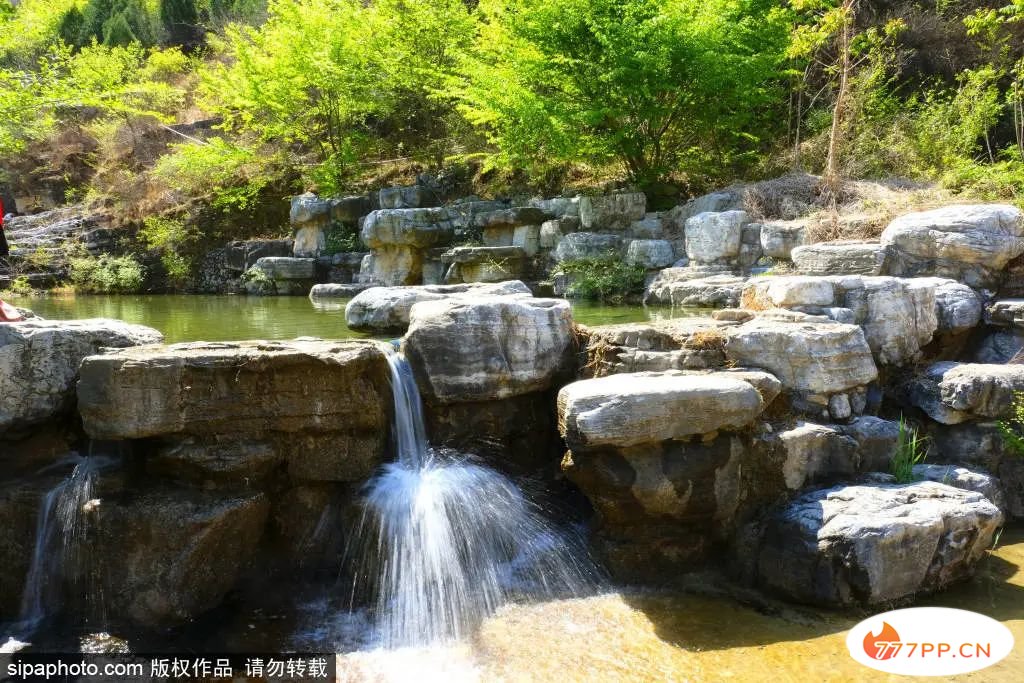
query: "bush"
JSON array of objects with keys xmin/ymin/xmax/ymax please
[
  {"xmin": 69, "ymin": 254, "xmax": 146, "ymax": 293},
  {"xmin": 554, "ymin": 252, "xmax": 646, "ymax": 302},
  {"xmin": 998, "ymin": 392, "xmax": 1024, "ymax": 457},
  {"xmin": 891, "ymin": 417, "xmax": 928, "ymax": 483},
  {"xmin": 454, "ymin": 0, "xmax": 791, "ymax": 187}
]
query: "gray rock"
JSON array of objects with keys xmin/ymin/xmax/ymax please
[
  {"xmin": 791, "ymin": 240, "xmax": 887, "ymax": 276},
  {"xmin": 776, "ymin": 422, "xmax": 859, "ymax": 489},
  {"xmin": 441, "ymin": 246, "xmax": 528, "ymax": 283},
  {"xmin": 98, "ymin": 490, "xmax": 269, "ymax": 627},
  {"xmin": 553, "ymin": 232, "xmax": 622, "ymax": 262},
  {"xmin": 628, "ymin": 214, "xmax": 664, "ymax": 239},
  {"xmin": 558, "ymin": 371, "xmax": 767, "ymax": 449},
  {"xmin": 974, "ymin": 329, "xmax": 1024, "ymax": 363},
  {"xmin": 881, "ymin": 204, "xmax": 1024, "ymax": 288},
  {"xmin": 840, "ymin": 416, "xmax": 900, "ymax": 472},
  {"xmin": 361, "ymin": 208, "xmax": 454, "ymax": 249},
  {"xmin": 77, "ymin": 340, "xmax": 390, "ymax": 483},
  {"xmin": 528, "ymin": 196, "xmax": 580, "ymax": 219},
  {"xmin": 344, "ymin": 281, "xmax": 531, "ymax": 333},
  {"xmin": 1, "ymin": 319, "xmax": 163, "ymax": 435},
  {"xmin": 921, "ymin": 278, "xmax": 984, "ymax": 335},
  {"xmin": 751, "ymin": 481, "xmax": 1003, "ymax": 605},
  {"xmin": 379, "ymin": 185, "xmax": 433, "ymax": 209},
  {"xmin": 289, "ymin": 193, "xmax": 330, "ymax": 225},
  {"xmin": 685, "ymin": 210, "xmax": 748, "ymax": 263},
  {"xmin": 760, "ymin": 220, "xmax": 808, "ymax": 260},
  {"xmin": 644, "ymin": 271, "xmax": 746, "ymax": 307},
  {"xmin": 579, "ymin": 193, "xmax": 646, "ymax": 230},
  {"xmin": 987, "ymin": 299, "xmax": 1024, "ymax": 328},
  {"xmin": 248, "ymin": 256, "xmax": 315, "ymax": 280},
  {"xmin": 913, "ymin": 464, "xmax": 1006, "ymax": 511},
  {"xmin": 309, "ymin": 283, "xmax": 374, "ymax": 299},
  {"xmin": 403, "ymin": 296, "xmax": 573, "ymax": 403},
  {"xmin": 906, "ymin": 361, "xmax": 1024, "ymax": 424},
  {"xmin": 724, "ymin": 319, "xmax": 878, "ymax": 395},
  {"xmin": 625, "ymin": 239, "xmax": 675, "ymax": 269},
  {"xmin": 329, "ymin": 195, "xmax": 371, "ymax": 223}
]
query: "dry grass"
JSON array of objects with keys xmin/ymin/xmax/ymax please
[{"xmin": 685, "ymin": 329, "xmax": 727, "ymax": 352}]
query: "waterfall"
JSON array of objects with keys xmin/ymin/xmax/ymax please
[
  {"xmin": 351, "ymin": 345, "xmax": 598, "ymax": 648},
  {"xmin": 16, "ymin": 455, "xmax": 108, "ymax": 632}
]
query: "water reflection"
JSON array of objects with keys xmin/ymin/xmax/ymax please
[{"xmin": 9, "ymin": 294, "xmax": 711, "ymax": 344}]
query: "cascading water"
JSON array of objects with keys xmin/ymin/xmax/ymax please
[
  {"xmin": 15, "ymin": 455, "xmax": 109, "ymax": 633},
  {"xmin": 350, "ymin": 345, "xmax": 599, "ymax": 648}
]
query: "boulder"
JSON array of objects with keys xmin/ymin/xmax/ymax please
[
  {"xmin": 685, "ymin": 211, "xmax": 748, "ymax": 263},
  {"xmin": 925, "ymin": 278, "xmax": 983, "ymax": 335},
  {"xmin": 361, "ymin": 208, "xmax": 454, "ymax": 250},
  {"xmin": 791, "ymin": 241, "xmax": 887, "ymax": 276},
  {"xmin": 528, "ymin": 196, "xmax": 580, "ymax": 219},
  {"xmin": 289, "ymin": 193, "xmax": 330, "ymax": 226},
  {"xmin": 748, "ymin": 276, "xmax": 836, "ymax": 308},
  {"xmin": 378, "ymin": 185, "xmax": 432, "ymax": 209},
  {"xmin": 855, "ymin": 277, "xmax": 937, "ymax": 366},
  {"xmin": 97, "ymin": 490, "xmax": 269, "ymax": 627},
  {"xmin": 1, "ymin": 319, "xmax": 163, "ymax": 435},
  {"xmin": 724, "ymin": 319, "xmax": 878, "ymax": 397},
  {"xmin": 974, "ymin": 329, "xmax": 1024, "ymax": 363},
  {"xmin": 881, "ymin": 204, "xmax": 1024, "ymax": 288},
  {"xmin": 627, "ymin": 214, "xmax": 664, "ymax": 239},
  {"xmin": 558, "ymin": 372, "xmax": 767, "ymax": 450},
  {"xmin": 579, "ymin": 193, "xmax": 646, "ymax": 231},
  {"xmin": 748, "ymin": 481, "xmax": 1002, "ymax": 606},
  {"xmin": 553, "ymin": 232, "xmax": 621, "ymax": 262},
  {"xmin": 625, "ymin": 239, "xmax": 675, "ymax": 269},
  {"xmin": 344, "ymin": 281, "xmax": 531, "ymax": 333},
  {"xmin": 905, "ymin": 361, "xmax": 1024, "ymax": 424},
  {"xmin": 329, "ymin": 195, "xmax": 371, "ymax": 223},
  {"xmin": 223, "ymin": 239, "xmax": 294, "ymax": 273},
  {"xmin": 77, "ymin": 340, "xmax": 390, "ymax": 482},
  {"xmin": 243, "ymin": 257, "xmax": 317, "ymax": 296},
  {"xmin": 759, "ymin": 220, "xmax": 808, "ymax": 260},
  {"xmin": 403, "ymin": 297, "xmax": 573, "ymax": 403},
  {"xmin": 441, "ymin": 246, "xmax": 528, "ymax": 283},
  {"xmin": 644, "ymin": 272, "xmax": 746, "ymax": 308},
  {"xmin": 840, "ymin": 416, "xmax": 900, "ymax": 472}
]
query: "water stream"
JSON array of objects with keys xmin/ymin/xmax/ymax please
[{"xmin": 349, "ymin": 345, "xmax": 599, "ymax": 647}]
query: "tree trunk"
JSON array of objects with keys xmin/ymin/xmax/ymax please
[{"xmin": 824, "ymin": 0, "xmax": 855, "ymax": 203}]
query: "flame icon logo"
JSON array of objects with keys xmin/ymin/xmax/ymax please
[{"xmin": 863, "ymin": 622, "xmax": 901, "ymax": 660}]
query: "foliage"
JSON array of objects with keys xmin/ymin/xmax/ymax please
[
  {"xmin": 0, "ymin": 276, "xmax": 36, "ymax": 297},
  {"xmin": 454, "ymin": 0, "xmax": 791, "ymax": 187},
  {"xmin": 198, "ymin": 0, "xmax": 474, "ymax": 193},
  {"xmin": 323, "ymin": 224, "xmax": 361, "ymax": 255},
  {"xmin": 891, "ymin": 417, "xmax": 928, "ymax": 484},
  {"xmin": 0, "ymin": 42, "xmax": 185, "ymax": 156},
  {"xmin": 68, "ymin": 253, "xmax": 145, "ymax": 292},
  {"xmin": 998, "ymin": 392, "xmax": 1024, "ymax": 457},
  {"xmin": 554, "ymin": 252, "xmax": 646, "ymax": 302}
]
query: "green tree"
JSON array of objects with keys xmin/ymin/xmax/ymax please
[
  {"xmin": 453, "ymin": 0, "xmax": 791, "ymax": 187},
  {"xmin": 160, "ymin": 0, "xmax": 200, "ymax": 48}
]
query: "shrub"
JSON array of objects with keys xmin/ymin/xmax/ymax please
[
  {"xmin": 0, "ymin": 275, "xmax": 35, "ymax": 297},
  {"xmin": 554, "ymin": 252, "xmax": 646, "ymax": 302},
  {"xmin": 998, "ymin": 392, "xmax": 1024, "ymax": 456},
  {"xmin": 891, "ymin": 417, "xmax": 928, "ymax": 484},
  {"xmin": 323, "ymin": 224, "xmax": 361, "ymax": 255},
  {"xmin": 69, "ymin": 254, "xmax": 145, "ymax": 293}
]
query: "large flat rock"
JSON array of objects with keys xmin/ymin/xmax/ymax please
[
  {"xmin": 77, "ymin": 340, "xmax": 390, "ymax": 481},
  {"xmin": 881, "ymin": 204, "xmax": 1024, "ymax": 288},
  {"xmin": 344, "ymin": 281, "xmax": 531, "ymax": 333},
  {"xmin": 403, "ymin": 296, "xmax": 574, "ymax": 403},
  {"xmin": 749, "ymin": 481, "xmax": 1002, "ymax": 605},
  {"xmin": 645, "ymin": 272, "xmax": 746, "ymax": 307},
  {"xmin": 791, "ymin": 240, "xmax": 887, "ymax": 276},
  {"xmin": 360, "ymin": 208, "xmax": 455, "ymax": 248},
  {"xmin": 1, "ymin": 319, "xmax": 163, "ymax": 435},
  {"xmin": 557, "ymin": 371, "xmax": 767, "ymax": 449}
]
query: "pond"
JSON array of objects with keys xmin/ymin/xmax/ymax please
[{"xmin": 8, "ymin": 294, "xmax": 709, "ymax": 343}]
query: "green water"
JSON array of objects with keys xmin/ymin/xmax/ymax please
[{"xmin": 9, "ymin": 294, "xmax": 707, "ymax": 344}]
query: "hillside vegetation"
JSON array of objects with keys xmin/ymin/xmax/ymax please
[{"xmin": 3, "ymin": 0, "xmax": 1024, "ymax": 252}]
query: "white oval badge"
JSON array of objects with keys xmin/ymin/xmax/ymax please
[{"xmin": 847, "ymin": 607, "xmax": 1014, "ymax": 676}]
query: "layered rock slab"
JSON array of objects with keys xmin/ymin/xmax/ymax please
[{"xmin": 906, "ymin": 361, "xmax": 1024, "ymax": 424}]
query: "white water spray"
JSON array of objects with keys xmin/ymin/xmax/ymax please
[{"xmin": 351, "ymin": 345, "xmax": 598, "ymax": 647}]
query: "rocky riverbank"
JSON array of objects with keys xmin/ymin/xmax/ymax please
[{"xmin": 1, "ymin": 186, "xmax": 1023, "ymax": 642}]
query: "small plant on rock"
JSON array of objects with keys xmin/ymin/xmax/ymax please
[
  {"xmin": 891, "ymin": 417, "xmax": 928, "ymax": 483},
  {"xmin": 554, "ymin": 252, "xmax": 646, "ymax": 303},
  {"xmin": 997, "ymin": 391, "xmax": 1024, "ymax": 457}
]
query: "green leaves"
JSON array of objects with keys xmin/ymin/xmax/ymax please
[{"xmin": 453, "ymin": 0, "xmax": 790, "ymax": 186}]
